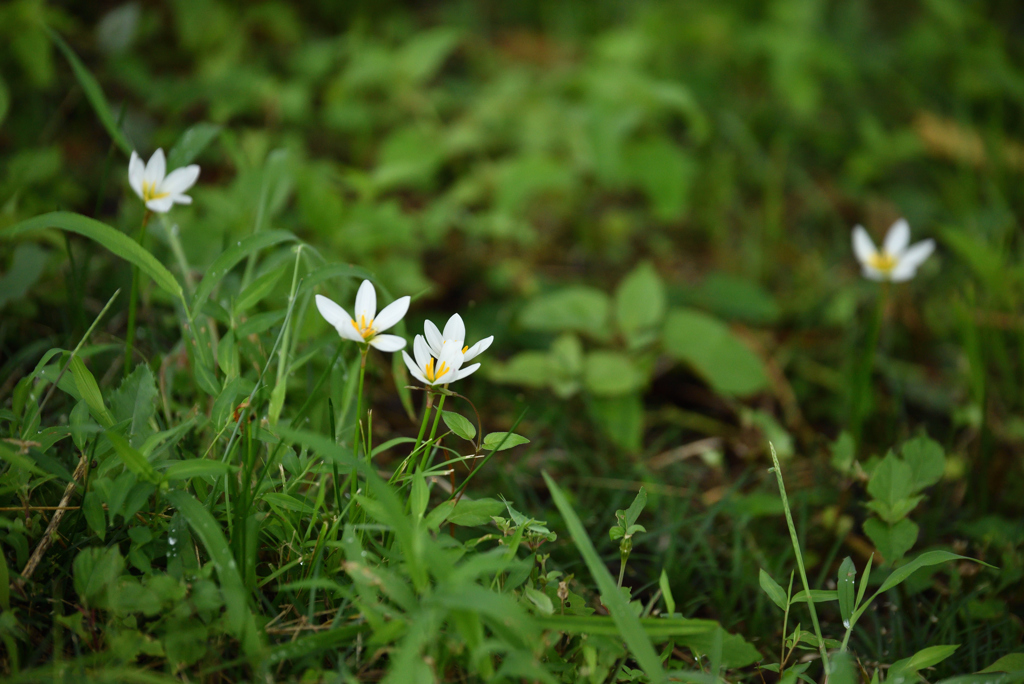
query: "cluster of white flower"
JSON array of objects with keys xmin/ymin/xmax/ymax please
[{"xmin": 129, "ymin": 145, "xmax": 934, "ymax": 393}]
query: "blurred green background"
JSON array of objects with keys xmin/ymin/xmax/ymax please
[{"xmin": 2, "ymin": 0, "xmax": 1024, "ymax": 675}]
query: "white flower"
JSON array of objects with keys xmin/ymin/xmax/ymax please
[
  {"xmin": 852, "ymin": 219, "xmax": 935, "ymax": 282},
  {"xmin": 424, "ymin": 313, "xmax": 494, "ymax": 363},
  {"xmin": 315, "ymin": 280, "xmax": 410, "ymax": 352},
  {"xmin": 128, "ymin": 149, "xmax": 200, "ymax": 213},
  {"xmin": 403, "ymin": 335, "xmax": 480, "ymax": 387}
]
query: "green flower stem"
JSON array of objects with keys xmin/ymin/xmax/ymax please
[
  {"xmin": 124, "ymin": 210, "xmax": 151, "ymax": 378},
  {"xmin": 769, "ymin": 443, "xmax": 830, "ymax": 674},
  {"xmin": 850, "ymin": 283, "xmax": 888, "ymax": 447},
  {"xmin": 418, "ymin": 393, "xmax": 446, "ymax": 472},
  {"xmin": 349, "ymin": 345, "xmax": 369, "ymax": 500}
]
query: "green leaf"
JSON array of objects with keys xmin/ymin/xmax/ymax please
[
  {"xmin": 662, "ymin": 308, "xmax": 769, "ymax": 396},
  {"xmin": 2, "ymin": 212, "xmax": 183, "ymax": 305},
  {"xmin": 584, "ymin": 351, "xmax": 645, "ymax": 396},
  {"xmin": 0, "ymin": 243, "xmax": 49, "ymax": 309},
  {"xmin": 866, "ymin": 452, "xmax": 915, "ymax": 508},
  {"xmin": 167, "ymin": 123, "xmax": 221, "ymax": 169},
  {"xmin": 890, "ymin": 644, "xmax": 960, "ymax": 678},
  {"xmin": 837, "ymin": 557, "xmax": 856, "ymax": 626},
  {"xmin": 164, "ymin": 490, "xmax": 262, "ymax": 655},
  {"xmin": 901, "ymin": 435, "xmax": 945, "ymax": 491},
  {"xmin": 189, "ymin": 230, "xmax": 299, "ymax": 320},
  {"xmin": 623, "ymin": 487, "xmax": 647, "ymax": 528},
  {"xmin": 0, "ymin": 545, "xmax": 8, "ymax": 610},
  {"xmin": 587, "ymin": 394, "xmax": 644, "ymax": 453},
  {"xmin": 615, "ymin": 262, "xmax": 666, "ymax": 339},
  {"xmin": 535, "ymin": 614, "xmax": 715, "ymax": 641},
  {"xmin": 864, "ymin": 495, "xmax": 925, "ymax": 524},
  {"xmin": 106, "ymin": 430, "xmax": 161, "ymax": 485},
  {"xmin": 759, "ymin": 569, "xmax": 788, "ymax": 611},
  {"xmin": 790, "ymin": 589, "xmax": 838, "ymax": 603},
  {"xmin": 442, "ymin": 498, "xmax": 506, "ymax": 528},
  {"xmin": 659, "ymin": 569, "xmax": 676, "ymax": 615},
  {"xmin": 82, "ymin": 491, "xmax": 107, "ymax": 540},
  {"xmin": 442, "ymin": 411, "xmax": 476, "ymax": 441},
  {"xmin": 481, "ymin": 432, "xmax": 530, "ymax": 452},
  {"xmin": 979, "ymin": 654, "xmax": 1024, "ymax": 674},
  {"xmin": 109, "ymin": 364, "xmax": 158, "ymax": 448},
  {"xmin": 234, "ymin": 261, "xmax": 287, "ymax": 314},
  {"xmin": 70, "ymin": 356, "xmax": 114, "ymax": 428},
  {"xmin": 519, "ymin": 287, "xmax": 611, "ymax": 340},
  {"xmin": 543, "ymin": 472, "xmax": 665, "ymax": 684},
  {"xmin": 876, "ymin": 550, "xmax": 978, "ymax": 595},
  {"xmin": 162, "ymin": 460, "xmax": 236, "ymax": 481},
  {"xmin": 864, "ymin": 517, "xmax": 918, "ymax": 565},
  {"xmin": 830, "ymin": 652, "xmax": 858, "ymax": 684},
  {"xmin": 46, "ymin": 28, "xmax": 132, "ymax": 154}
]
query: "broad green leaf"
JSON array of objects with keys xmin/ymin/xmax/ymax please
[
  {"xmin": 234, "ymin": 261, "xmax": 287, "ymax": 314},
  {"xmin": 876, "ymin": 550, "xmax": 978, "ymax": 594},
  {"xmin": 189, "ymin": 230, "xmax": 299, "ymax": 319},
  {"xmin": 623, "ymin": 136, "xmax": 695, "ymax": 221},
  {"xmin": 0, "ymin": 243, "xmax": 49, "ymax": 309},
  {"xmin": 442, "ymin": 411, "xmax": 476, "ymax": 441},
  {"xmin": 836, "ymin": 557, "xmax": 856, "ymax": 627},
  {"xmin": 426, "ymin": 498, "xmax": 505, "ymax": 529},
  {"xmin": 623, "ymin": 487, "xmax": 647, "ymax": 528},
  {"xmin": 519, "ymin": 287, "xmax": 611, "ymax": 340},
  {"xmin": 615, "ymin": 262, "xmax": 666, "ymax": 338},
  {"xmin": 82, "ymin": 491, "xmax": 107, "ymax": 540},
  {"xmin": 866, "ymin": 452, "xmax": 915, "ymax": 508},
  {"xmin": 481, "ymin": 432, "xmax": 530, "ymax": 452},
  {"xmin": 164, "ymin": 490, "xmax": 262, "ymax": 655},
  {"xmin": 167, "ymin": 123, "xmax": 221, "ymax": 168},
  {"xmin": 106, "ymin": 430, "xmax": 161, "ymax": 484},
  {"xmin": 830, "ymin": 652, "xmax": 858, "ymax": 684},
  {"xmin": 901, "ymin": 436, "xmax": 945, "ymax": 491},
  {"xmin": 543, "ymin": 472, "xmax": 665, "ymax": 683},
  {"xmin": 675, "ymin": 626, "xmax": 763, "ymax": 669},
  {"xmin": 662, "ymin": 308, "xmax": 769, "ymax": 396},
  {"xmin": 109, "ymin": 364, "xmax": 158, "ymax": 448},
  {"xmin": 587, "ymin": 393, "xmax": 643, "ymax": 453},
  {"xmin": 584, "ymin": 351, "xmax": 645, "ymax": 396},
  {"xmin": 2, "ymin": 212, "xmax": 183, "ymax": 305},
  {"xmin": 262, "ymin": 492, "xmax": 316, "ymax": 515},
  {"xmin": 890, "ymin": 644, "xmax": 960, "ymax": 678},
  {"xmin": 759, "ymin": 569, "xmax": 788, "ymax": 611},
  {"xmin": 864, "ymin": 517, "xmax": 918, "ymax": 564},
  {"xmin": 864, "ymin": 495, "xmax": 925, "ymax": 524},
  {"xmin": 979, "ymin": 654, "xmax": 1024, "ymax": 674},
  {"xmin": 0, "ymin": 442, "xmax": 47, "ymax": 476},
  {"xmin": 70, "ymin": 356, "xmax": 114, "ymax": 428},
  {"xmin": 687, "ymin": 272, "xmax": 781, "ymax": 325},
  {"xmin": 46, "ymin": 28, "xmax": 132, "ymax": 154}
]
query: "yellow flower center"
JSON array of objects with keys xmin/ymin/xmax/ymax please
[
  {"xmin": 868, "ymin": 252, "xmax": 897, "ymax": 274},
  {"xmin": 142, "ymin": 180, "xmax": 170, "ymax": 203},
  {"xmin": 424, "ymin": 358, "xmax": 450, "ymax": 383},
  {"xmin": 350, "ymin": 314, "xmax": 376, "ymax": 340}
]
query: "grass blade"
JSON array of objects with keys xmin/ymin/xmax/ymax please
[{"xmin": 542, "ymin": 471, "xmax": 665, "ymax": 683}]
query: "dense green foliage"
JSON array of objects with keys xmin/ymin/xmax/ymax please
[{"xmin": 1, "ymin": 1, "xmax": 1024, "ymax": 681}]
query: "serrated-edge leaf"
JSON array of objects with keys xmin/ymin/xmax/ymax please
[
  {"xmin": 543, "ymin": 471, "xmax": 665, "ymax": 683},
  {"xmin": 2, "ymin": 212, "xmax": 183, "ymax": 305}
]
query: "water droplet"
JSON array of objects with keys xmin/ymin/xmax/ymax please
[
  {"xmin": 237, "ymin": 242, "xmax": 241, "ymax": 246},
  {"xmin": 842, "ymin": 619, "xmax": 850, "ymax": 629},
  {"xmin": 360, "ymin": 551, "xmax": 367, "ymax": 557}
]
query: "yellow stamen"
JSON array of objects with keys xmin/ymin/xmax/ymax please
[
  {"xmin": 868, "ymin": 252, "xmax": 897, "ymax": 274},
  {"xmin": 424, "ymin": 358, "xmax": 450, "ymax": 383},
  {"xmin": 350, "ymin": 314, "xmax": 376, "ymax": 340},
  {"xmin": 462, "ymin": 345, "xmax": 469, "ymax": 353},
  {"xmin": 141, "ymin": 180, "xmax": 170, "ymax": 203}
]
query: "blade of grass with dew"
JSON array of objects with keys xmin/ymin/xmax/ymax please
[
  {"xmin": 45, "ymin": 27, "xmax": 133, "ymax": 155},
  {"xmin": 163, "ymin": 490, "xmax": 262, "ymax": 656},
  {"xmin": 3, "ymin": 213, "xmax": 183, "ymax": 307},
  {"xmin": 542, "ymin": 471, "xmax": 666, "ymax": 684}
]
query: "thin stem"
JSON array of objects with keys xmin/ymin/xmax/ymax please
[
  {"xmin": 418, "ymin": 393, "xmax": 446, "ymax": 472},
  {"xmin": 850, "ymin": 284, "xmax": 887, "ymax": 447},
  {"xmin": 617, "ymin": 550, "xmax": 629, "ymax": 589},
  {"xmin": 124, "ymin": 210, "xmax": 151, "ymax": 377},
  {"xmin": 349, "ymin": 346, "xmax": 369, "ymax": 500},
  {"xmin": 769, "ymin": 443, "xmax": 829, "ymax": 674}
]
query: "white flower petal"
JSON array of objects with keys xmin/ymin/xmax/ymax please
[
  {"xmin": 129, "ymin": 151, "xmax": 145, "ymax": 198},
  {"xmin": 413, "ymin": 335, "xmax": 431, "ymax": 371},
  {"xmin": 173, "ymin": 194, "xmax": 193, "ymax": 205},
  {"xmin": 369, "ymin": 334, "xmax": 406, "ymax": 352},
  {"xmin": 315, "ymin": 295, "xmax": 351, "ymax": 329},
  {"xmin": 438, "ymin": 339, "xmax": 465, "ymax": 372},
  {"xmin": 889, "ymin": 240, "xmax": 935, "ymax": 282},
  {"xmin": 861, "ymin": 265, "xmax": 886, "ymax": 281},
  {"xmin": 424, "ymin": 320, "xmax": 444, "ymax": 356},
  {"xmin": 462, "ymin": 335, "xmax": 494, "ymax": 362},
  {"xmin": 373, "ymin": 296, "xmax": 410, "ymax": 333},
  {"xmin": 161, "ymin": 165, "xmax": 200, "ymax": 196},
  {"xmin": 143, "ymin": 148, "xmax": 166, "ymax": 187},
  {"xmin": 852, "ymin": 225, "xmax": 877, "ymax": 265},
  {"xmin": 146, "ymin": 196, "xmax": 175, "ymax": 213},
  {"xmin": 883, "ymin": 219, "xmax": 911, "ymax": 257},
  {"xmin": 354, "ymin": 280, "xmax": 376, "ymax": 322},
  {"xmin": 452, "ymin": 363, "xmax": 481, "ymax": 382},
  {"xmin": 403, "ymin": 351, "xmax": 430, "ymax": 386},
  {"xmin": 442, "ymin": 313, "xmax": 465, "ymax": 344}
]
